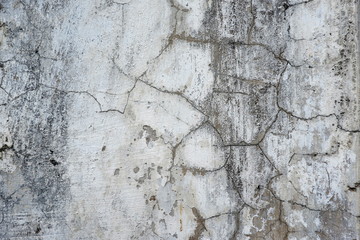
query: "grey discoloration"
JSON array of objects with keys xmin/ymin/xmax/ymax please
[
  {"xmin": 143, "ymin": 125, "xmax": 159, "ymax": 146},
  {"xmin": 202, "ymin": 0, "xmax": 252, "ymax": 43},
  {"xmin": 1, "ymin": 1, "xmax": 71, "ymax": 239},
  {"xmin": 1, "ymin": 0, "xmax": 359, "ymax": 239},
  {"xmin": 1, "ymin": 89, "xmax": 70, "ymax": 239}
]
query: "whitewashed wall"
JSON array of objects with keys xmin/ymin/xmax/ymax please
[{"xmin": 0, "ymin": 0, "xmax": 359, "ymax": 239}]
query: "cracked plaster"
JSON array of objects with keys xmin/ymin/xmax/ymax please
[{"xmin": 0, "ymin": 0, "xmax": 359, "ymax": 239}]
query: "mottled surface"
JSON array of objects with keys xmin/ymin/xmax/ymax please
[{"xmin": 0, "ymin": 0, "xmax": 359, "ymax": 239}]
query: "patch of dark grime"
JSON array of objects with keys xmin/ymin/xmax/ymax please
[
  {"xmin": 4, "ymin": 86, "xmax": 71, "ymax": 237},
  {"xmin": 101, "ymin": 145, "xmax": 106, "ymax": 151},
  {"xmin": 143, "ymin": 125, "xmax": 159, "ymax": 146},
  {"xmin": 49, "ymin": 159, "xmax": 60, "ymax": 166},
  {"xmin": 34, "ymin": 225, "xmax": 41, "ymax": 234},
  {"xmin": 189, "ymin": 207, "xmax": 207, "ymax": 240},
  {"xmin": 0, "ymin": 144, "xmax": 13, "ymax": 152},
  {"xmin": 180, "ymin": 166, "xmax": 207, "ymax": 176},
  {"xmin": 136, "ymin": 173, "xmax": 147, "ymax": 184},
  {"xmin": 114, "ymin": 168, "xmax": 120, "ymax": 176},
  {"xmin": 282, "ymin": 3, "xmax": 289, "ymax": 10},
  {"xmin": 157, "ymin": 166, "xmax": 162, "ymax": 175},
  {"xmin": 347, "ymin": 182, "xmax": 360, "ymax": 192},
  {"xmin": 133, "ymin": 166, "xmax": 139, "ymax": 173}
]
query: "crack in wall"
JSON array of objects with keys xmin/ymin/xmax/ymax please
[{"xmin": 1, "ymin": 0, "xmax": 359, "ymax": 238}]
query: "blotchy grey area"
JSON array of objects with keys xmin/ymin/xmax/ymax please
[{"xmin": 0, "ymin": 0, "xmax": 359, "ymax": 239}]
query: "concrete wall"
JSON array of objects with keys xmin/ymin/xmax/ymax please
[{"xmin": 0, "ymin": 0, "xmax": 359, "ymax": 239}]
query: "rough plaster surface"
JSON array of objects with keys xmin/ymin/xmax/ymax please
[{"xmin": 0, "ymin": 0, "xmax": 359, "ymax": 239}]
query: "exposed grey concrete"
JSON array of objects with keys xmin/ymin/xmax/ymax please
[{"xmin": 0, "ymin": 0, "xmax": 359, "ymax": 239}]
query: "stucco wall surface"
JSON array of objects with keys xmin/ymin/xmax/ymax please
[{"xmin": 0, "ymin": 0, "xmax": 359, "ymax": 239}]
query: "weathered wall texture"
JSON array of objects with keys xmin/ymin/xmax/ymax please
[{"xmin": 0, "ymin": 0, "xmax": 360, "ymax": 239}]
